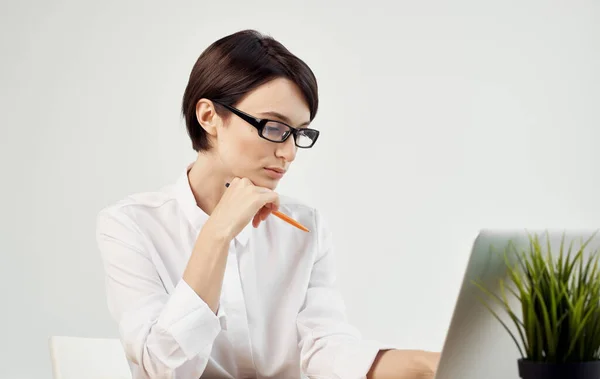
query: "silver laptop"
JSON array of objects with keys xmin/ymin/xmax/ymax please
[{"xmin": 434, "ymin": 228, "xmax": 600, "ymax": 379}]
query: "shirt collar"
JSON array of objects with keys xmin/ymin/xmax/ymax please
[{"xmin": 174, "ymin": 164, "xmax": 252, "ymax": 247}]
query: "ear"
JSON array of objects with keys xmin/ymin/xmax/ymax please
[{"xmin": 195, "ymin": 99, "xmax": 221, "ymax": 137}]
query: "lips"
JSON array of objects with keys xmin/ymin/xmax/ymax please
[
  {"xmin": 265, "ymin": 167, "xmax": 286, "ymax": 174},
  {"xmin": 264, "ymin": 167, "xmax": 286, "ymax": 179}
]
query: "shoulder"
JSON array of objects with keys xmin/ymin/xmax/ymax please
[{"xmin": 96, "ymin": 184, "xmax": 178, "ymax": 236}]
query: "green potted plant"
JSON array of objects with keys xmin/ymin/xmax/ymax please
[{"xmin": 473, "ymin": 230, "xmax": 600, "ymax": 379}]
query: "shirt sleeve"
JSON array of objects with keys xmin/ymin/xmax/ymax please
[
  {"xmin": 296, "ymin": 209, "xmax": 395, "ymax": 379},
  {"xmin": 96, "ymin": 208, "xmax": 224, "ymax": 379}
]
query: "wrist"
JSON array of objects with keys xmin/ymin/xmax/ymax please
[{"xmin": 200, "ymin": 218, "xmax": 234, "ymax": 246}]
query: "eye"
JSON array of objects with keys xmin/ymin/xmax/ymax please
[{"xmin": 263, "ymin": 121, "xmax": 288, "ymax": 139}]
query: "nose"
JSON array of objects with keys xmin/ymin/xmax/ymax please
[{"xmin": 275, "ymin": 135, "xmax": 297, "ymax": 163}]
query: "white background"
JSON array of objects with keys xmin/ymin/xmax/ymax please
[{"xmin": 1, "ymin": 0, "xmax": 599, "ymax": 378}]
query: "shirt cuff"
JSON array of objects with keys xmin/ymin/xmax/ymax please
[
  {"xmin": 333, "ymin": 340, "xmax": 396, "ymax": 379},
  {"xmin": 216, "ymin": 303, "xmax": 227, "ymax": 330},
  {"xmin": 156, "ymin": 279, "xmax": 223, "ymax": 360}
]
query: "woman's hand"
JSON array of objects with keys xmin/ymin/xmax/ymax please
[
  {"xmin": 367, "ymin": 349, "xmax": 441, "ymax": 379},
  {"xmin": 206, "ymin": 177, "xmax": 280, "ymax": 241},
  {"xmin": 412, "ymin": 350, "xmax": 440, "ymax": 378}
]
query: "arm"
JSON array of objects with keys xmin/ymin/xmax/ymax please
[
  {"xmin": 96, "ymin": 209, "xmax": 228, "ymax": 378},
  {"xmin": 182, "ymin": 221, "xmax": 230, "ymax": 313},
  {"xmin": 96, "ymin": 177, "xmax": 278, "ymax": 378},
  {"xmin": 182, "ymin": 175, "xmax": 280, "ymax": 312}
]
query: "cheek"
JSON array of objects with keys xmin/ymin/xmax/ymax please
[{"xmin": 218, "ymin": 125, "xmax": 269, "ymax": 167}]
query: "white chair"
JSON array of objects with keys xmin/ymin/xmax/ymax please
[{"xmin": 48, "ymin": 336, "xmax": 132, "ymax": 379}]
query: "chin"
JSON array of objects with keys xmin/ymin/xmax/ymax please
[
  {"xmin": 253, "ymin": 174, "xmax": 281, "ymax": 190},
  {"xmin": 256, "ymin": 178, "xmax": 279, "ymax": 190},
  {"xmin": 234, "ymin": 169, "xmax": 282, "ymax": 190}
]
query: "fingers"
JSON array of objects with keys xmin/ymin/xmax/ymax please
[
  {"xmin": 257, "ymin": 190, "xmax": 279, "ymax": 209},
  {"xmin": 228, "ymin": 177, "xmax": 254, "ymax": 188},
  {"xmin": 252, "ymin": 204, "xmax": 275, "ymax": 228},
  {"xmin": 252, "ymin": 213, "xmax": 261, "ymax": 228},
  {"xmin": 253, "ymin": 193, "xmax": 279, "ymax": 228},
  {"xmin": 265, "ymin": 201, "xmax": 279, "ymax": 214},
  {"xmin": 225, "ymin": 177, "xmax": 280, "ymax": 229}
]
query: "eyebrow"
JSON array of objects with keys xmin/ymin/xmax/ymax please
[{"xmin": 257, "ymin": 111, "xmax": 310, "ymax": 128}]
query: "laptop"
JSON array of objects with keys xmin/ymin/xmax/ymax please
[{"xmin": 434, "ymin": 228, "xmax": 600, "ymax": 379}]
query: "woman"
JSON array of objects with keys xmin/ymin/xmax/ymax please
[{"xmin": 96, "ymin": 29, "xmax": 440, "ymax": 379}]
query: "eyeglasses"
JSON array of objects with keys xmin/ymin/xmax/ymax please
[{"xmin": 211, "ymin": 100, "xmax": 320, "ymax": 148}]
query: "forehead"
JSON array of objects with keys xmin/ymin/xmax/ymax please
[{"xmin": 236, "ymin": 78, "xmax": 311, "ymax": 126}]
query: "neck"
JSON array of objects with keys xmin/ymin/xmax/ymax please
[{"xmin": 187, "ymin": 151, "xmax": 231, "ymax": 215}]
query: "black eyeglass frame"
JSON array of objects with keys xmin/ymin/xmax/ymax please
[{"xmin": 211, "ymin": 100, "xmax": 320, "ymax": 148}]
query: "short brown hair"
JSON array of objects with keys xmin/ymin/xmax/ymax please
[{"xmin": 181, "ymin": 29, "xmax": 319, "ymax": 152}]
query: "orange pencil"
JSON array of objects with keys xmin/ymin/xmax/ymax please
[
  {"xmin": 271, "ymin": 210, "xmax": 310, "ymax": 232},
  {"xmin": 225, "ymin": 182, "xmax": 310, "ymax": 232}
]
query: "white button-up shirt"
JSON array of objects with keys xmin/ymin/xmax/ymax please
[{"xmin": 96, "ymin": 167, "xmax": 389, "ymax": 379}]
